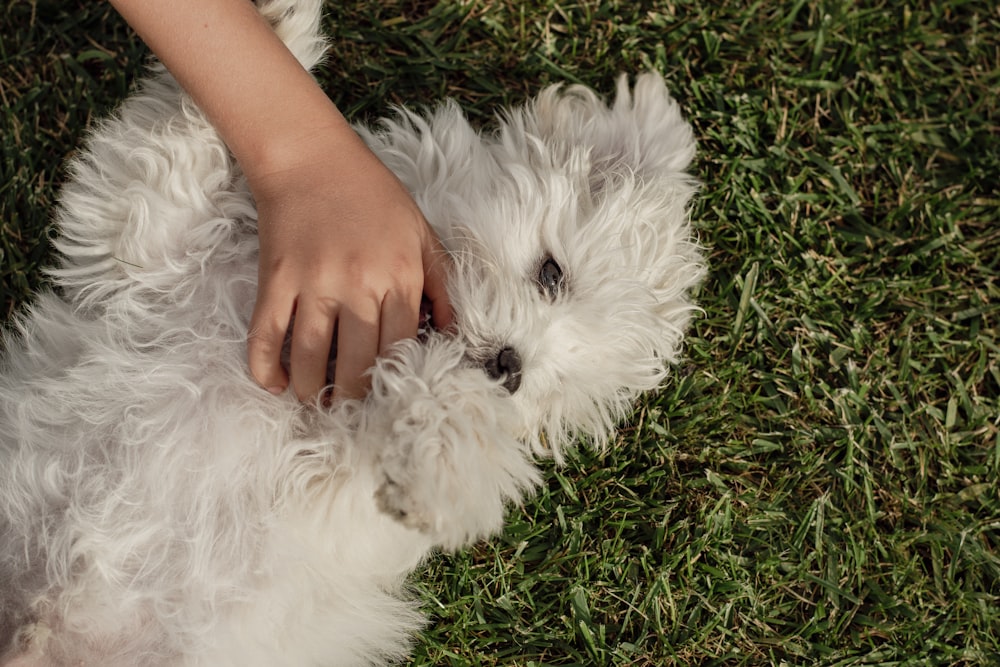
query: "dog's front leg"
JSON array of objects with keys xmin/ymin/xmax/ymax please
[{"xmin": 361, "ymin": 336, "xmax": 540, "ymax": 551}]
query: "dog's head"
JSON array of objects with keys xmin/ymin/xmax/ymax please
[{"xmin": 363, "ymin": 74, "xmax": 704, "ymax": 458}]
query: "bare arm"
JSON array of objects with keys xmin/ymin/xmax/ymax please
[{"xmin": 109, "ymin": 0, "xmax": 453, "ymax": 400}]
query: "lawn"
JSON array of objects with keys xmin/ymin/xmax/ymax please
[{"xmin": 2, "ymin": 0, "xmax": 998, "ymax": 664}]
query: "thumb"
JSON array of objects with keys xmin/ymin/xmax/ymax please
[{"xmin": 422, "ymin": 234, "xmax": 454, "ymax": 331}]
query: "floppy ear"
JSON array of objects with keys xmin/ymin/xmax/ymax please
[
  {"xmin": 527, "ymin": 74, "xmax": 705, "ymax": 362},
  {"xmin": 528, "ymin": 73, "xmax": 696, "ymax": 188},
  {"xmin": 357, "ymin": 101, "xmax": 493, "ymax": 200}
]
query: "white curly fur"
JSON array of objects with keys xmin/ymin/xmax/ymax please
[{"xmin": 0, "ymin": 0, "xmax": 704, "ymax": 664}]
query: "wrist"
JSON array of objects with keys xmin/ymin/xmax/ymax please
[
  {"xmin": 112, "ymin": 0, "xmax": 363, "ymax": 190},
  {"xmin": 237, "ymin": 102, "xmax": 366, "ymax": 189}
]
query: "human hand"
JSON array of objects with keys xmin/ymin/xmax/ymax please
[
  {"xmin": 108, "ymin": 0, "xmax": 451, "ymax": 402},
  {"xmin": 245, "ymin": 129, "xmax": 453, "ymax": 402}
]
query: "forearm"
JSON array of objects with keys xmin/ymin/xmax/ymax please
[
  {"xmin": 109, "ymin": 0, "xmax": 360, "ymax": 184},
  {"xmin": 109, "ymin": 0, "xmax": 453, "ymax": 402}
]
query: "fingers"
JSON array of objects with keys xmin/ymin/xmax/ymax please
[
  {"xmin": 250, "ymin": 280, "xmax": 427, "ymax": 403},
  {"xmin": 288, "ymin": 296, "xmax": 337, "ymax": 402},
  {"xmin": 247, "ymin": 290, "xmax": 293, "ymax": 395},
  {"xmin": 246, "ymin": 171, "xmax": 452, "ymax": 404},
  {"xmin": 422, "ymin": 235, "xmax": 455, "ymax": 331},
  {"xmin": 378, "ymin": 288, "xmax": 420, "ymax": 356},
  {"xmin": 331, "ymin": 300, "xmax": 380, "ymax": 401},
  {"xmin": 249, "ymin": 243, "xmax": 450, "ymax": 404}
]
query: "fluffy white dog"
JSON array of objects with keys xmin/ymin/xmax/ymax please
[{"xmin": 0, "ymin": 0, "xmax": 703, "ymax": 664}]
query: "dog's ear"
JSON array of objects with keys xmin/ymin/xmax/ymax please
[
  {"xmin": 356, "ymin": 102, "xmax": 490, "ymax": 201},
  {"xmin": 528, "ymin": 73, "xmax": 695, "ymax": 192}
]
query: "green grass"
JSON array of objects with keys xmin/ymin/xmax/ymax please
[{"xmin": 3, "ymin": 0, "xmax": 999, "ymax": 664}]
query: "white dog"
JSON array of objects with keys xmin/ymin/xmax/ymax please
[{"xmin": 0, "ymin": 0, "xmax": 703, "ymax": 664}]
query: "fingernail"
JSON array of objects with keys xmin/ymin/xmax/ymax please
[{"xmin": 266, "ymin": 385, "xmax": 285, "ymax": 395}]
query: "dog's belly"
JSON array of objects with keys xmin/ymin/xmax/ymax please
[
  {"xmin": 1, "ymin": 270, "xmax": 444, "ymax": 667},
  {"xmin": 0, "ymin": 307, "xmax": 432, "ymax": 665}
]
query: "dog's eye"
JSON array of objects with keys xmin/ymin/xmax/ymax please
[{"xmin": 537, "ymin": 256, "xmax": 564, "ymax": 299}]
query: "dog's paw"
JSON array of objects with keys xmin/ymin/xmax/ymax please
[
  {"xmin": 363, "ymin": 336, "xmax": 541, "ymax": 550},
  {"xmin": 371, "ymin": 421, "xmax": 540, "ymax": 551},
  {"xmin": 374, "ymin": 475, "xmax": 435, "ymax": 534},
  {"xmin": 372, "ymin": 418, "xmax": 463, "ymax": 544}
]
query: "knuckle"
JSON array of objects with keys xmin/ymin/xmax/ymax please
[
  {"xmin": 292, "ymin": 328, "xmax": 332, "ymax": 356},
  {"xmin": 247, "ymin": 321, "xmax": 287, "ymax": 352}
]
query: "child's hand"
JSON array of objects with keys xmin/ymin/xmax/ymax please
[
  {"xmin": 245, "ymin": 130, "xmax": 453, "ymax": 401},
  {"xmin": 109, "ymin": 0, "xmax": 452, "ymax": 403}
]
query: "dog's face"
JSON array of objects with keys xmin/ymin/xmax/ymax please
[{"xmin": 364, "ymin": 74, "xmax": 703, "ymax": 457}]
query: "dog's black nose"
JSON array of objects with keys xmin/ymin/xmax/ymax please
[{"xmin": 484, "ymin": 346, "xmax": 522, "ymax": 394}]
